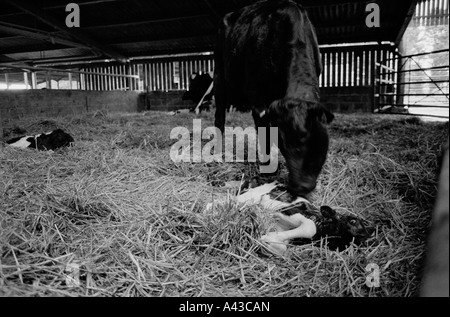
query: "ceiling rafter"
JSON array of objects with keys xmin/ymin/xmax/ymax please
[
  {"xmin": 3, "ymin": 0, "xmax": 128, "ymax": 63},
  {"xmin": 0, "ymin": 22, "xmax": 92, "ymax": 50},
  {"xmin": 83, "ymin": 14, "xmax": 211, "ymax": 30}
]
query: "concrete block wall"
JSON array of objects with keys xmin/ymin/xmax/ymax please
[
  {"xmin": 320, "ymin": 86, "xmax": 374, "ymax": 113},
  {"xmin": 0, "ymin": 89, "xmax": 139, "ymax": 121},
  {"xmin": 140, "ymin": 91, "xmax": 193, "ymax": 112},
  {"xmin": 141, "ymin": 87, "xmax": 374, "ymax": 114},
  {"xmin": 0, "ymin": 90, "xmax": 140, "ymax": 140}
]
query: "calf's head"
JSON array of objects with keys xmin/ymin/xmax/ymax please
[
  {"xmin": 319, "ymin": 206, "xmax": 371, "ymax": 250},
  {"xmin": 269, "ymin": 99, "xmax": 334, "ymax": 197}
]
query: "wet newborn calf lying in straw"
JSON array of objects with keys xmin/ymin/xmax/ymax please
[
  {"xmin": 208, "ymin": 182, "xmax": 371, "ymax": 255},
  {"xmin": 262, "ymin": 203, "xmax": 370, "ymax": 255}
]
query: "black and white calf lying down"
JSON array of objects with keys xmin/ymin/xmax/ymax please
[{"xmin": 6, "ymin": 129, "xmax": 74, "ymax": 151}]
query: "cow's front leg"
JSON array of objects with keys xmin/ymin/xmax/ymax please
[{"xmin": 214, "ymin": 79, "xmax": 227, "ymax": 135}]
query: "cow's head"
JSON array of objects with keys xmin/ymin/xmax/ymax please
[
  {"xmin": 265, "ymin": 6, "xmax": 331, "ymax": 197},
  {"xmin": 268, "ymin": 98, "xmax": 334, "ymax": 197}
]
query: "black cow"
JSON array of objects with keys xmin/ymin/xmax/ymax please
[
  {"xmin": 7, "ymin": 129, "xmax": 74, "ymax": 151},
  {"xmin": 214, "ymin": 0, "xmax": 334, "ymax": 198},
  {"xmin": 182, "ymin": 72, "xmax": 214, "ymax": 112}
]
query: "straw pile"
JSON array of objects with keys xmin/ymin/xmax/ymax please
[{"xmin": 0, "ymin": 110, "xmax": 448, "ymax": 297}]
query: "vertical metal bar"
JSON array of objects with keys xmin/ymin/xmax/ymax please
[
  {"xmin": 101, "ymin": 67, "xmax": 104, "ymax": 91},
  {"xmin": 31, "ymin": 72, "xmax": 37, "ymax": 89},
  {"xmin": 143, "ymin": 64, "xmax": 148, "ymax": 91},
  {"xmin": 111, "ymin": 67, "xmax": 115, "ymax": 90},
  {"xmin": 365, "ymin": 50, "xmax": 370, "ymax": 86},
  {"xmin": 90, "ymin": 69, "xmax": 93, "ymax": 91},
  {"xmin": 180, "ymin": 61, "xmax": 185, "ymax": 90},
  {"xmin": 82, "ymin": 69, "xmax": 86, "ymax": 90},
  {"xmin": 371, "ymin": 50, "xmax": 376, "ymax": 112},
  {"xmin": 158, "ymin": 63, "xmax": 163, "ymax": 91},
  {"xmin": 327, "ymin": 51, "xmax": 331, "ymax": 87},
  {"xmin": 116, "ymin": 66, "xmax": 120, "ymax": 90},
  {"xmin": 121, "ymin": 65, "xmax": 125, "ymax": 90},
  {"xmin": 68, "ymin": 72, "xmax": 72, "ymax": 90},
  {"xmin": 107, "ymin": 67, "xmax": 111, "ymax": 91},
  {"xmin": 359, "ymin": 51, "xmax": 364, "ymax": 87},
  {"xmin": 164, "ymin": 62, "xmax": 168, "ymax": 91},
  {"xmin": 135, "ymin": 64, "xmax": 139, "ymax": 91},
  {"xmin": 93, "ymin": 68, "xmax": 97, "ymax": 91},
  {"xmin": 101, "ymin": 67, "xmax": 105, "ymax": 91},
  {"xmin": 149, "ymin": 63, "xmax": 154, "ymax": 91},
  {"xmin": 339, "ymin": 50, "xmax": 343, "ymax": 87},
  {"xmin": 96, "ymin": 68, "xmax": 100, "ymax": 91},
  {"xmin": 90, "ymin": 68, "xmax": 94, "ymax": 91},
  {"xmin": 154, "ymin": 63, "xmax": 158, "ymax": 91},
  {"xmin": 152, "ymin": 63, "xmax": 156, "ymax": 91},
  {"xmin": 99, "ymin": 67, "xmax": 103, "ymax": 91},
  {"xmin": 23, "ymin": 72, "xmax": 29, "ymax": 89},
  {"xmin": 347, "ymin": 51, "xmax": 352, "ymax": 87},
  {"xmin": 334, "ymin": 51, "xmax": 339, "ymax": 87},
  {"xmin": 169, "ymin": 62, "xmax": 173, "ymax": 91}
]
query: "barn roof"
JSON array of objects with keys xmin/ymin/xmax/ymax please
[{"xmin": 0, "ymin": 0, "xmax": 418, "ymax": 67}]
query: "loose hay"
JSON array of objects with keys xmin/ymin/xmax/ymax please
[{"xmin": 0, "ymin": 111, "xmax": 448, "ymax": 297}]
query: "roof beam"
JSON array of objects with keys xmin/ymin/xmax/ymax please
[
  {"xmin": 0, "ymin": 55, "xmax": 103, "ymax": 67},
  {"xmin": 109, "ymin": 31, "xmax": 216, "ymax": 46},
  {"xmin": 0, "ymin": 54, "xmax": 17, "ymax": 63},
  {"xmin": 1, "ymin": 63, "xmax": 139, "ymax": 79},
  {"xmin": 0, "ymin": 0, "xmax": 127, "ymax": 18},
  {"xmin": 0, "ymin": 23, "xmax": 92, "ymax": 50},
  {"xmin": 83, "ymin": 14, "xmax": 211, "ymax": 30},
  {"xmin": 3, "ymin": 0, "xmax": 128, "ymax": 63},
  {"xmin": 0, "ymin": 42, "xmax": 69, "ymax": 55}
]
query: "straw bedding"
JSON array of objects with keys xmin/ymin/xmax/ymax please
[{"xmin": 0, "ymin": 110, "xmax": 448, "ymax": 297}]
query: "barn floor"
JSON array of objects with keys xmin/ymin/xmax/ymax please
[{"xmin": 0, "ymin": 110, "xmax": 448, "ymax": 297}]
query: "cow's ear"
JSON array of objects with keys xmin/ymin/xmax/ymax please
[
  {"xmin": 320, "ymin": 206, "xmax": 337, "ymax": 219},
  {"xmin": 223, "ymin": 12, "xmax": 238, "ymax": 34}
]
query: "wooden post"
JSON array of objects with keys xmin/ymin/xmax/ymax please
[
  {"xmin": 68, "ymin": 72, "xmax": 72, "ymax": 89},
  {"xmin": 46, "ymin": 71, "xmax": 51, "ymax": 89},
  {"xmin": 23, "ymin": 72, "xmax": 29, "ymax": 89},
  {"xmin": 31, "ymin": 72, "xmax": 37, "ymax": 89}
]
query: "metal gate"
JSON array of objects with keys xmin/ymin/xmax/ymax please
[{"xmin": 375, "ymin": 49, "xmax": 449, "ymax": 119}]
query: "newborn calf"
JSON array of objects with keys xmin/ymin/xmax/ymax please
[
  {"xmin": 262, "ymin": 203, "xmax": 371, "ymax": 255},
  {"xmin": 6, "ymin": 129, "xmax": 74, "ymax": 151}
]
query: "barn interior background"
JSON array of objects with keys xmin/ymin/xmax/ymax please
[
  {"xmin": 0, "ymin": 0, "xmax": 448, "ymax": 298},
  {"xmin": 0, "ymin": 0, "xmax": 448, "ymax": 121}
]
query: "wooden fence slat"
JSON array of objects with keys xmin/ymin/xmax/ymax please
[{"xmin": 76, "ymin": 43, "xmax": 407, "ymax": 92}]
